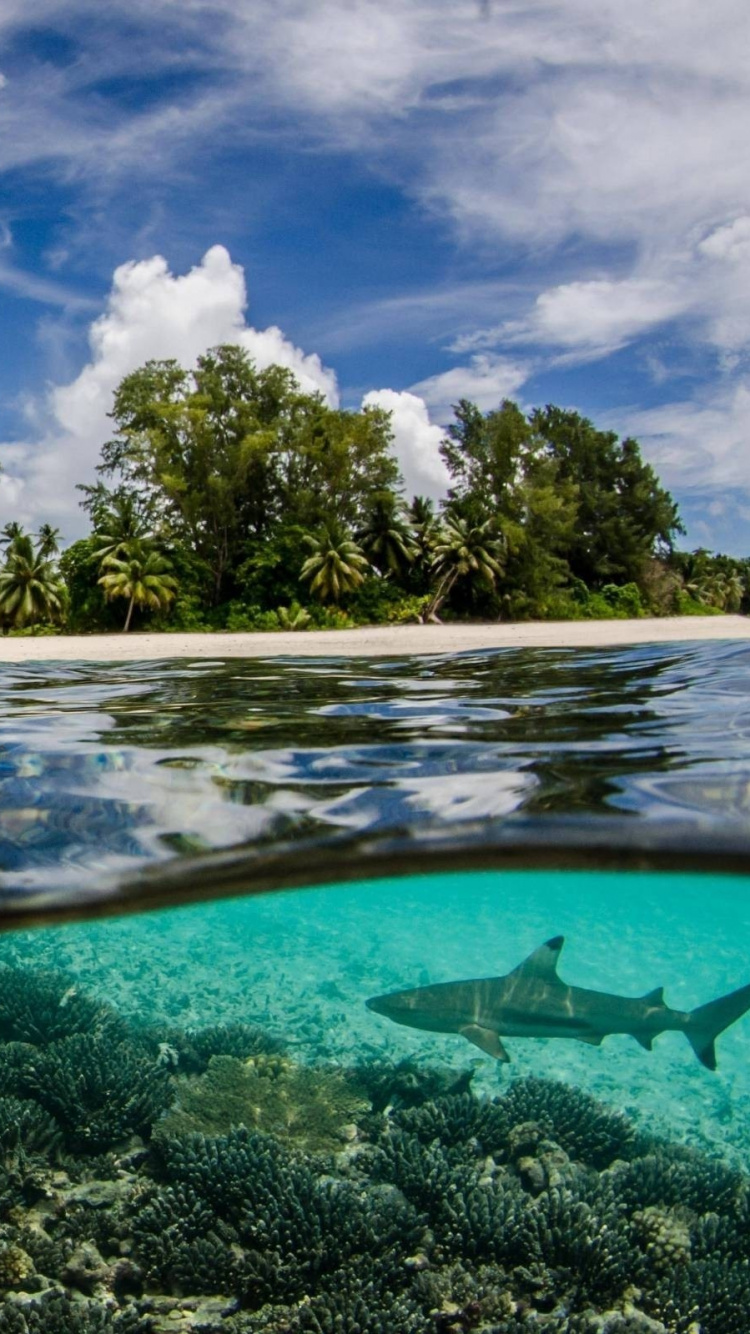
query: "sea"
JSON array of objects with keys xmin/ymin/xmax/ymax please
[{"xmin": 0, "ymin": 640, "xmax": 749, "ymax": 1332}]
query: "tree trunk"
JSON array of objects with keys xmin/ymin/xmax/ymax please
[
  {"xmin": 426, "ymin": 568, "xmax": 458, "ymax": 622},
  {"xmin": 124, "ymin": 593, "xmax": 136, "ymax": 632}
]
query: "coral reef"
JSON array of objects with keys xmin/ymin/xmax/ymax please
[
  {"xmin": 0, "ymin": 964, "xmax": 748, "ymax": 1333},
  {"xmin": 157, "ymin": 1055, "xmax": 367, "ymax": 1153}
]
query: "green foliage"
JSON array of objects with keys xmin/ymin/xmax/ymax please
[
  {"xmin": 98, "ymin": 540, "xmax": 178, "ymax": 631},
  {"xmin": 100, "ymin": 346, "xmax": 399, "ymax": 605},
  {"xmin": 4, "ymin": 353, "xmax": 744, "ymax": 630},
  {"xmin": 300, "ymin": 522, "xmax": 370, "ymax": 604},
  {"xmin": 0, "ymin": 532, "xmax": 66, "ymax": 631}
]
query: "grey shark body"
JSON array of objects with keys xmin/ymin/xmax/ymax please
[{"xmin": 366, "ymin": 936, "xmax": 750, "ymax": 1070}]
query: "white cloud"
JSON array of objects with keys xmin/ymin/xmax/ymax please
[
  {"xmin": 620, "ymin": 380, "xmax": 750, "ymax": 492},
  {"xmin": 409, "ymin": 354, "xmax": 529, "ymax": 421},
  {"xmin": 362, "ymin": 389, "xmax": 449, "ymax": 500},
  {"xmin": 0, "ymin": 246, "xmax": 337, "ymax": 534}
]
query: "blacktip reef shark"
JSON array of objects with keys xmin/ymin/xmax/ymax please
[{"xmin": 366, "ymin": 936, "xmax": 750, "ymax": 1070}]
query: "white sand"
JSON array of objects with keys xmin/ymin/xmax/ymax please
[{"xmin": 0, "ymin": 615, "xmax": 747, "ymax": 661}]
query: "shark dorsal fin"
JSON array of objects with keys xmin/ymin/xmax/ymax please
[
  {"xmin": 643, "ymin": 986, "xmax": 664, "ymax": 1005},
  {"xmin": 512, "ymin": 935, "xmax": 565, "ymax": 982}
]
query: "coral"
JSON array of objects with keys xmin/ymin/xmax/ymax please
[
  {"xmin": 633, "ymin": 1205, "xmax": 692, "ymax": 1270},
  {"xmin": 167, "ymin": 1022, "xmax": 286, "ymax": 1075},
  {"xmin": 131, "ymin": 1126, "xmax": 424, "ymax": 1305},
  {"xmin": 0, "ymin": 1245, "xmax": 34, "ymax": 1292},
  {"xmin": 610, "ymin": 1148, "xmax": 746, "ymax": 1216},
  {"xmin": 0, "ymin": 1290, "xmax": 152, "ymax": 1332},
  {"xmin": 0, "ymin": 1097, "xmax": 62, "ymax": 1161},
  {"xmin": 156, "ymin": 1056, "xmax": 367, "ymax": 1153},
  {"xmin": 21, "ymin": 1033, "xmax": 173, "ymax": 1151},
  {"xmin": 0, "ymin": 969, "xmax": 121, "ymax": 1047},
  {"xmin": 650, "ymin": 1255, "xmax": 750, "ymax": 1334},
  {"xmin": 498, "ymin": 1078, "xmax": 638, "ymax": 1170},
  {"xmin": 347, "ymin": 1060, "xmax": 474, "ymax": 1114}
]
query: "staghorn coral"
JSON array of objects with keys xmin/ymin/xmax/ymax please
[
  {"xmin": 155, "ymin": 1055, "xmax": 367, "ymax": 1153},
  {"xmin": 0, "ymin": 1290, "xmax": 152, "ymax": 1332},
  {"xmin": 21, "ymin": 1033, "xmax": 174, "ymax": 1151},
  {"xmin": 0, "ymin": 1096, "xmax": 62, "ymax": 1161},
  {"xmin": 167, "ymin": 1021, "xmax": 286, "ymax": 1074},
  {"xmin": 346, "ymin": 1059, "xmax": 474, "ymax": 1114},
  {"xmin": 0, "ymin": 969, "xmax": 121, "ymax": 1047},
  {"xmin": 131, "ymin": 1125, "xmax": 424, "ymax": 1306},
  {"xmin": 498, "ymin": 1078, "xmax": 638, "ymax": 1170}
]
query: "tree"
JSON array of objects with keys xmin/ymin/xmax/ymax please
[
  {"xmin": 299, "ymin": 523, "xmax": 370, "ymax": 604},
  {"xmin": 0, "ymin": 533, "xmax": 66, "ymax": 630},
  {"xmin": 35, "ymin": 524, "xmax": 62, "ymax": 558},
  {"xmin": 97, "ymin": 541, "xmax": 178, "ymax": 631},
  {"xmin": 441, "ymin": 398, "xmax": 533, "ymax": 524},
  {"xmin": 98, "ymin": 347, "xmax": 402, "ymax": 605},
  {"xmin": 357, "ymin": 495, "xmax": 417, "ymax": 578},
  {"xmin": 426, "ymin": 513, "xmax": 505, "ymax": 621},
  {"xmin": 0, "ymin": 521, "xmax": 24, "ymax": 551},
  {"xmin": 531, "ymin": 405, "xmax": 684, "ymax": 587}
]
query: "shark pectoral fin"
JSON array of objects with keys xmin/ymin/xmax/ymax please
[
  {"xmin": 635, "ymin": 1034, "xmax": 654, "ymax": 1050},
  {"xmin": 577, "ymin": 1033, "xmax": 603, "ymax": 1046},
  {"xmin": 459, "ymin": 1024, "xmax": 510, "ymax": 1062}
]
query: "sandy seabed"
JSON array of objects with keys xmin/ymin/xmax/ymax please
[{"xmin": 0, "ymin": 613, "xmax": 748, "ymax": 661}]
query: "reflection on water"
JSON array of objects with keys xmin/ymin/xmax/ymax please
[{"xmin": 2, "ymin": 640, "xmax": 750, "ymax": 904}]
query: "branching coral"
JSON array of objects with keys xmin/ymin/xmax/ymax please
[
  {"xmin": 0, "ymin": 969, "xmax": 121, "ymax": 1047},
  {"xmin": 21, "ymin": 1033, "xmax": 173, "ymax": 1151}
]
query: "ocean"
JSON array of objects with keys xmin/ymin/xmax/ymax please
[{"xmin": 0, "ymin": 640, "xmax": 749, "ymax": 1332}]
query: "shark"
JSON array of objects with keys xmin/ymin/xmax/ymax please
[{"xmin": 366, "ymin": 936, "xmax": 750, "ymax": 1070}]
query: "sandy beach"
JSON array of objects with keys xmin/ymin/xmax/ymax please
[{"xmin": 0, "ymin": 614, "xmax": 747, "ymax": 660}]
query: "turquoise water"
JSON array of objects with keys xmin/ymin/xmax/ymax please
[{"xmin": 1, "ymin": 645, "xmax": 750, "ymax": 1329}]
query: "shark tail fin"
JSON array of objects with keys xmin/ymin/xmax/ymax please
[{"xmin": 686, "ymin": 981, "xmax": 750, "ymax": 1071}]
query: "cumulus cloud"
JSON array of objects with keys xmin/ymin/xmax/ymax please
[
  {"xmin": 0, "ymin": 246, "xmax": 337, "ymax": 534},
  {"xmin": 409, "ymin": 354, "xmax": 529, "ymax": 421},
  {"xmin": 362, "ymin": 389, "xmax": 449, "ymax": 500}
]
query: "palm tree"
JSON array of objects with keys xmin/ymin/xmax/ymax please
[
  {"xmin": 299, "ymin": 523, "xmax": 370, "ymax": 604},
  {"xmin": 0, "ymin": 534, "xmax": 66, "ymax": 629},
  {"xmin": 0, "ymin": 521, "xmax": 24, "ymax": 552},
  {"xmin": 357, "ymin": 496, "xmax": 417, "ymax": 578},
  {"xmin": 36, "ymin": 524, "xmax": 62, "ymax": 558},
  {"xmin": 91, "ymin": 491, "xmax": 150, "ymax": 564},
  {"xmin": 97, "ymin": 541, "xmax": 178, "ymax": 631},
  {"xmin": 426, "ymin": 514, "xmax": 505, "ymax": 621}
]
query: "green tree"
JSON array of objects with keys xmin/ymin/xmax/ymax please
[
  {"xmin": 426, "ymin": 513, "xmax": 505, "ymax": 621},
  {"xmin": 299, "ymin": 523, "xmax": 370, "ymax": 604},
  {"xmin": 97, "ymin": 541, "xmax": 178, "ymax": 631},
  {"xmin": 35, "ymin": 524, "xmax": 62, "ymax": 558},
  {"xmin": 0, "ymin": 533, "xmax": 66, "ymax": 630},
  {"xmin": 99, "ymin": 347, "xmax": 401, "ymax": 605},
  {"xmin": 531, "ymin": 405, "xmax": 683, "ymax": 587},
  {"xmin": 357, "ymin": 495, "xmax": 417, "ymax": 578}
]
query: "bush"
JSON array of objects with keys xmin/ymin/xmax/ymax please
[{"xmin": 600, "ymin": 582, "xmax": 645, "ymax": 617}]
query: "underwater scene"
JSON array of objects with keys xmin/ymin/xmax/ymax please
[{"xmin": 1, "ymin": 643, "xmax": 750, "ymax": 1332}]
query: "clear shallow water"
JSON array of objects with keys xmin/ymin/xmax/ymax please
[
  {"xmin": 1, "ymin": 643, "xmax": 750, "ymax": 1330},
  {"xmin": 1, "ymin": 639, "xmax": 750, "ymax": 905}
]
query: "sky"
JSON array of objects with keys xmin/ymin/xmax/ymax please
[{"xmin": 0, "ymin": 0, "xmax": 749, "ymax": 551}]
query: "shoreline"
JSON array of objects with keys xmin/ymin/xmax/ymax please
[{"xmin": 0, "ymin": 615, "xmax": 748, "ymax": 661}]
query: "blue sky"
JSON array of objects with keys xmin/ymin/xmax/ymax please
[{"xmin": 0, "ymin": 0, "xmax": 749, "ymax": 551}]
